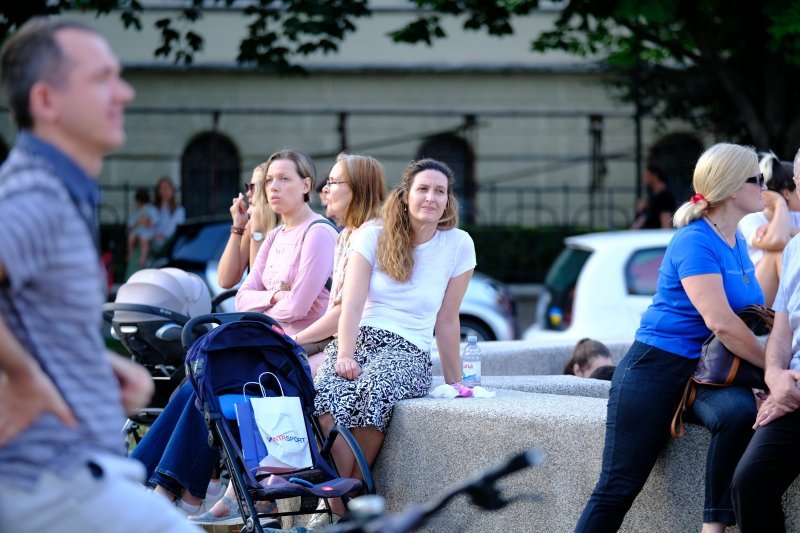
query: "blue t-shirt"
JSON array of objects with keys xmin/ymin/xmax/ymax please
[{"xmin": 636, "ymin": 219, "xmax": 764, "ymax": 358}]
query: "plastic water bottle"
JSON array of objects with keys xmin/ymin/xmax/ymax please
[{"xmin": 461, "ymin": 335, "xmax": 482, "ymax": 388}]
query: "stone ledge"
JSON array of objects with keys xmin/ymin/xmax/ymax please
[{"xmin": 372, "ymin": 387, "xmax": 800, "ymax": 532}]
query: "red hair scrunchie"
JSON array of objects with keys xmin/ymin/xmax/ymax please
[{"xmin": 690, "ymin": 193, "xmax": 705, "ymax": 204}]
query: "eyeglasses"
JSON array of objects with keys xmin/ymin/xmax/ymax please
[
  {"xmin": 326, "ymin": 178, "xmax": 346, "ymax": 187},
  {"xmin": 745, "ymin": 174, "xmax": 765, "ymax": 187},
  {"xmin": 244, "ymin": 182, "xmax": 256, "ymax": 194}
]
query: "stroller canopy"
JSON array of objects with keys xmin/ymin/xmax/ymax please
[{"xmin": 113, "ymin": 268, "xmax": 212, "ymax": 323}]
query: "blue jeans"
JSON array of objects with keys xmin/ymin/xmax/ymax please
[
  {"xmin": 130, "ymin": 382, "xmax": 219, "ymax": 499},
  {"xmin": 687, "ymin": 383, "xmax": 757, "ymax": 524},
  {"xmin": 575, "ymin": 341, "xmax": 756, "ymax": 531}
]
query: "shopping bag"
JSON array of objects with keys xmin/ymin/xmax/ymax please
[
  {"xmin": 235, "ymin": 382, "xmax": 269, "ymax": 473},
  {"xmin": 250, "ymin": 372, "xmax": 313, "ymax": 472}
]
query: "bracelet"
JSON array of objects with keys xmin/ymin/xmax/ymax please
[{"xmin": 230, "ymin": 226, "xmax": 245, "ymax": 235}]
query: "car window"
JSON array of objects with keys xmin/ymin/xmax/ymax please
[
  {"xmin": 171, "ymin": 224, "xmax": 229, "ymax": 263},
  {"xmin": 625, "ymin": 247, "xmax": 666, "ymax": 295}
]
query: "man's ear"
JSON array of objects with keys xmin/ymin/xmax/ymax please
[{"xmin": 28, "ymin": 81, "xmax": 58, "ymax": 125}]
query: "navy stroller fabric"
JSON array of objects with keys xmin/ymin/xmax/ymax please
[{"xmin": 185, "ymin": 319, "xmax": 338, "ymax": 488}]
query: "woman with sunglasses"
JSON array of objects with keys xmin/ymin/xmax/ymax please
[
  {"xmin": 218, "ymin": 162, "xmax": 280, "ymax": 289},
  {"xmin": 737, "ymin": 152, "xmax": 800, "ymax": 307},
  {"xmin": 576, "ymin": 143, "xmax": 767, "ymax": 533}
]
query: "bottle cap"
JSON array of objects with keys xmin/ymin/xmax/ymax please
[{"xmin": 467, "ymin": 335, "xmax": 477, "ymax": 343}]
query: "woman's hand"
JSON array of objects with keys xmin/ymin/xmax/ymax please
[
  {"xmin": 230, "ymin": 193, "xmax": 248, "ymax": 228},
  {"xmin": 334, "ymin": 357, "xmax": 362, "ymax": 381}
]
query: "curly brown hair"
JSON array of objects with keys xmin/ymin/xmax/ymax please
[{"xmin": 377, "ymin": 158, "xmax": 459, "ymax": 282}]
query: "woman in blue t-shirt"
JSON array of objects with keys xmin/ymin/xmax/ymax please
[{"xmin": 577, "ymin": 143, "xmax": 767, "ymax": 533}]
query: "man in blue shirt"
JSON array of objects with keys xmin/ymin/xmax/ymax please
[{"xmin": 0, "ymin": 18, "xmax": 201, "ymax": 532}]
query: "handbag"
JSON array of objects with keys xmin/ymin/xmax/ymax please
[
  {"xmin": 670, "ymin": 304, "xmax": 772, "ymax": 438},
  {"xmin": 250, "ymin": 372, "xmax": 313, "ymax": 473}
]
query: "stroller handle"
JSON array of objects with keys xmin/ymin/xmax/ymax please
[{"xmin": 180, "ymin": 312, "xmax": 283, "ymax": 350}]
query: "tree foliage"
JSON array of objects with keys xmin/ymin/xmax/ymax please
[
  {"xmin": 393, "ymin": 0, "xmax": 800, "ymax": 157},
  {"xmin": 6, "ymin": 1, "xmax": 800, "ymax": 155},
  {"xmin": 0, "ymin": 0, "xmax": 370, "ymax": 74}
]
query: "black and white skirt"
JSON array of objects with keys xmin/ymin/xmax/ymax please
[{"xmin": 313, "ymin": 326, "xmax": 432, "ymax": 432}]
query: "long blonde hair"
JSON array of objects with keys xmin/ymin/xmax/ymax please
[
  {"xmin": 252, "ymin": 162, "xmax": 280, "ymax": 232},
  {"xmin": 673, "ymin": 143, "xmax": 758, "ymax": 228},
  {"xmin": 377, "ymin": 158, "xmax": 459, "ymax": 282}
]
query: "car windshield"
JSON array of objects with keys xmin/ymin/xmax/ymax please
[
  {"xmin": 543, "ymin": 247, "xmax": 591, "ymax": 330},
  {"xmin": 545, "ymin": 247, "xmax": 591, "ymax": 292}
]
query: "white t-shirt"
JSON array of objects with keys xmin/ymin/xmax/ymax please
[
  {"xmin": 353, "ymin": 225, "xmax": 476, "ymax": 352},
  {"xmin": 739, "ymin": 210, "xmax": 800, "ymax": 264}
]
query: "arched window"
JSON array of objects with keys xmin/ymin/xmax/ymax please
[
  {"xmin": 416, "ymin": 134, "xmax": 476, "ymax": 223},
  {"xmin": 181, "ymin": 132, "xmax": 241, "ymax": 218}
]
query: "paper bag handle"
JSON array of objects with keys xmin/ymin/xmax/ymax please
[
  {"xmin": 257, "ymin": 371, "xmax": 285, "ymax": 397},
  {"xmin": 242, "ymin": 381, "xmax": 267, "ymax": 401}
]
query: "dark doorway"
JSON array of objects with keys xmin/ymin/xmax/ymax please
[
  {"xmin": 416, "ymin": 134, "xmax": 477, "ymax": 224},
  {"xmin": 181, "ymin": 132, "xmax": 241, "ymax": 218}
]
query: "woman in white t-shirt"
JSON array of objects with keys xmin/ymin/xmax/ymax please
[
  {"xmin": 738, "ymin": 152, "xmax": 800, "ymax": 306},
  {"xmin": 313, "ymin": 158, "xmax": 476, "ymax": 521}
]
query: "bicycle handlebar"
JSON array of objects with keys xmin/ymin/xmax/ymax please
[{"xmin": 324, "ymin": 446, "xmax": 544, "ymax": 533}]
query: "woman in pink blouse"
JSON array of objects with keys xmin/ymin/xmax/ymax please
[
  {"xmin": 132, "ymin": 149, "xmax": 336, "ymax": 520},
  {"xmin": 235, "ymin": 149, "xmax": 338, "ymax": 336}
]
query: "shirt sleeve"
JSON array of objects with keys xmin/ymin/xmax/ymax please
[
  {"xmin": 235, "ymin": 227, "xmax": 279, "ymax": 312},
  {"xmin": 451, "ymin": 230, "xmax": 477, "ymax": 278},
  {"xmin": 0, "ymin": 189, "xmax": 62, "ymax": 292},
  {"xmin": 267, "ymin": 224, "xmax": 337, "ymax": 323},
  {"xmin": 774, "ymin": 237, "xmax": 800, "ymax": 313},
  {"xmin": 352, "ymin": 225, "xmax": 380, "ymax": 265},
  {"xmin": 670, "ymin": 227, "xmax": 721, "ymax": 279}
]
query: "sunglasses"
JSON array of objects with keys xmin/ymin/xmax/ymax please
[
  {"xmin": 745, "ymin": 174, "xmax": 765, "ymax": 187},
  {"xmin": 244, "ymin": 182, "xmax": 256, "ymax": 193}
]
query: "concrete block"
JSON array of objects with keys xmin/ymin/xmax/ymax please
[
  {"xmin": 432, "ymin": 339, "xmax": 631, "ymax": 376},
  {"xmin": 371, "ymin": 389, "xmax": 800, "ymax": 532}
]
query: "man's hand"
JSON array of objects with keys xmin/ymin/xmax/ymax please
[
  {"xmin": 0, "ymin": 365, "xmax": 77, "ymax": 446},
  {"xmin": 106, "ymin": 352, "xmax": 154, "ymax": 413},
  {"xmin": 756, "ymin": 369, "xmax": 800, "ymax": 428}
]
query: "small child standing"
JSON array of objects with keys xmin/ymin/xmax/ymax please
[{"xmin": 127, "ymin": 187, "xmax": 160, "ymax": 266}]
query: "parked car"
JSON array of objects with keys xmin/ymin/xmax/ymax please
[
  {"xmin": 523, "ymin": 230, "xmax": 675, "ymax": 343},
  {"xmin": 153, "ymin": 219, "xmax": 517, "ymax": 342}
]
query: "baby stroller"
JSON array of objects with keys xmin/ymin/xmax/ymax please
[
  {"xmin": 102, "ymin": 267, "xmax": 212, "ymax": 442},
  {"xmin": 182, "ymin": 312, "xmax": 376, "ymax": 533}
]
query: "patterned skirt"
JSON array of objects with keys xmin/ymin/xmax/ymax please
[{"xmin": 313, "ymin": 326, "xmax": 432, "ymax": 432}]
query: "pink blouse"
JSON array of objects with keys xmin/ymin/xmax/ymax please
[{"xmin": 235, "ymin": 214, "xmax": 338, "ymax": 334}]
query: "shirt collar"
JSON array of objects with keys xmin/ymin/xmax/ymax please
[{"xmin": 16, "ymin": 130, "xmax": 101, "ymax": 209}]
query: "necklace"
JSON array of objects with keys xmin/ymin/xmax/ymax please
[{"xmin": 705, "ymin": 215, "xmax": 750, "ymax": 285}]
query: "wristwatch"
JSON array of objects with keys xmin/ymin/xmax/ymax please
[{"xmin": 252, "ymin": 231, "xmax": 264, "ymax": 242}]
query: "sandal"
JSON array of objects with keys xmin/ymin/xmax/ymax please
[{"xmin": 189, "ymin": 496, "xmax": 277, "ymax": 526}]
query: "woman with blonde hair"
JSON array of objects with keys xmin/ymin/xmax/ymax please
[
  {"xmin": 310, "ymin": 158, "xmax": 476, "ymax": 526},
  {"xmin": 218, "ymin": 162, "xmax": 280, "ymax": 289},
  {"xmin": 577, "ymin": 143, "xmax": 767, "ymax": 533}
]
